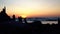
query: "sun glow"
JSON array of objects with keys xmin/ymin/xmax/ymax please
[{"xmin": 21, "ymin": 15, "xmax": 27, "ymax": 18}]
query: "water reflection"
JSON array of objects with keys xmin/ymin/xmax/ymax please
[{"xmin": 27, "ymin": 20, "xmax": 58, "ymax": 24}]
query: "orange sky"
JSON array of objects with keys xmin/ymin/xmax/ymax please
[{"xmin": 0, "ymin": 0, "xmax": 60, "ymax": 18}]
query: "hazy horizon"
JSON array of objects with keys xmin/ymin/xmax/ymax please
[{"xmin": 0, "ymin": 0, "xmax": 60, "ymax": 18}]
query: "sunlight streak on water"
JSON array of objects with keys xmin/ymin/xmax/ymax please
[
  {"xmin": 27, "ymin": 21, "xmax": 58, "ymax": 24},
  {"xmin": 41, "ymin": 21, "xmax": 58, "ymax": 24}
]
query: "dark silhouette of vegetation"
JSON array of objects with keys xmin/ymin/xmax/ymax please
[
  {"xmin": 0, "ymin": 6, "xmax": 59, "ymax": 34},
  {"xmin": 24, "ymin": 18, "xmax": 27, "ymax": 23},
  {"xmin": 12, "ymin": 15, "xmax": 15, "ymax": 21},
  {"xmin": 58, "ymin": 17, "xmax": 60, "ymax": 24},
  {"xmin": 18, "ymin": 16, "xmax": 23, "ymax": 23},
  {"xmin": 0, "ymin": 7, "xmax": 11, "ymax": 22}
]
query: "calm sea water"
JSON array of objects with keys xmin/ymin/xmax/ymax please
[
  {"xmin": 15, "ymin": 19, "xmax": 58, "ymax": 24},
  {"xmin": 27, "ymin": 21, "xmax": 58, "ymax": 25}
]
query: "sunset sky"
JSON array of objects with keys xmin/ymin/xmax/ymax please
[{"xmin": 0, "ymin": 0, "xmax": 60, "ymax": 18}]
